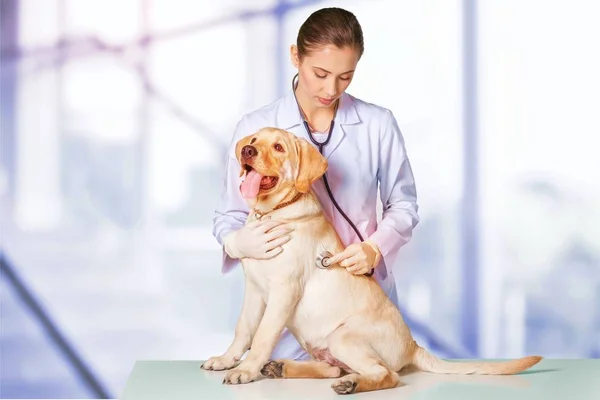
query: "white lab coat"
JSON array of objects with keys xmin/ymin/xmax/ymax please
[{"xmin": 212, "ymin": 87, "xmax": 420, "ymax": 360}]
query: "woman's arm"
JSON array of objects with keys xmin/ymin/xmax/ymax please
[{"xmin": 367, "ymin": 109, "xmax": 420, "ymax": 271}]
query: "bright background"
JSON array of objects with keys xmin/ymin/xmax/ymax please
[{"xmin": 1, "ymin": 0, "xmax": 599, "ymax": 398}]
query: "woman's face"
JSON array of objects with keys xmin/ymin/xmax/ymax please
[{"xmin": 290, "ymin": 43, "xmax": 360, "ymax": 109}]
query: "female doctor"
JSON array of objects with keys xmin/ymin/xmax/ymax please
[{"xmin": 212, "ymin": 7, "xmax": 419, "ymax": 361}]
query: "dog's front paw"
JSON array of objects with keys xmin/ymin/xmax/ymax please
[
  {"xmin": 201, "ymin": 356, "xmax": 237, "ymax": 371},
  {"xmin": 223, "ymin": 366, "xmax": 260, "ymax": 385}
]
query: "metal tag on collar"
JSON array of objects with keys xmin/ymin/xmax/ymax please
[{"xmin": 254, "ymin": 211, "xmax": 270, "ymax": 221}]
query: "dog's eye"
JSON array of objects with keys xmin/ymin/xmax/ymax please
[
  {"xmin": 274, "ymin": 143, "xmax": 284, "ymax": 152},
  {"xmin": 250, "ymin": 138, "xmax": 256, "ymax": 144}
]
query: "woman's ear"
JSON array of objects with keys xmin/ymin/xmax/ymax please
[
  {"xmin": 290, "ymin": 44, "xmax": 300, "ymax": 68},
  {"xmin": 294, "ymin": 137, "xmax": 328, "ymax": 193}
]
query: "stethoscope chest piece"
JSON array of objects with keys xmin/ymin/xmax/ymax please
[{"xmin": 316, "ymin": 251, "xmax": 333, "ymax": 269}]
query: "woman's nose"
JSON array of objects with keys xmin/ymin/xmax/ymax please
[
  {"xmin": 325, "ymin": 80, "xmax": 338, "ymax": 97},
  {"xmin": 325, "ymin": 86, "xmax": 337, "ymax": 97}
]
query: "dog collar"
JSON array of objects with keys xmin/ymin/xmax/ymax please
[{"xmin": 252, "ymin": 192, "xmax": 303, "ymax": 220}]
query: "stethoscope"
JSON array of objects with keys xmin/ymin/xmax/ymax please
[{"xmin": 292, "ymin": 73, "xmax": 374, "ymax": 278}]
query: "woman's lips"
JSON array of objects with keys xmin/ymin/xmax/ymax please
[{"xmin": 318, "ymin": 97, "xmax": 334, "ymax": 105}]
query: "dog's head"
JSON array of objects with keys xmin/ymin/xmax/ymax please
[{"xmin": 235, "ymin": 127, "xmax": 328, "ymax": 202}]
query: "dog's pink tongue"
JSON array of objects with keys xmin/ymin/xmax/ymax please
[{"xmin": 240, "ymin": 170, "xmax": 263, "ymax": 199}]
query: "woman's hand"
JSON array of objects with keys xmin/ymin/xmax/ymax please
[
  {"xmin": 223, "ymin": 219, "xmax": 293, "ymax": 260},
  {"xmin": 326, "ymin": 240, "xmax": 381, "ymax": 275}
]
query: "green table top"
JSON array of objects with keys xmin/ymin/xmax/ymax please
[{"xmin": 120, "ymin": 359, "xmax": 600, "ymax": 399}]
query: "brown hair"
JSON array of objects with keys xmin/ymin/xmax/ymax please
[{"xmin": 296, "ymin": 7, "xmax": 364, "ymax": 60}]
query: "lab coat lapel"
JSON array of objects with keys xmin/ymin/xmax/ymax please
[
  {"xmin": 323, "ymin": 92, "xmax": 360, "ymax": 158},
  {"xmin": 276, "ymin": 90, "xmax": 361, "ymax": 158}
]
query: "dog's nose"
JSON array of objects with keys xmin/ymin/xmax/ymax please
[{"xmin": 241, "ymin": 145, "xmax": 257, "ymax": 160}]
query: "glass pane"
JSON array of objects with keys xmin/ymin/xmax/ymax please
[
  {"xmin": 148, "ymin": 0, "xmax": 278, "ymax": 32},
  {"xmin": 64, "ymin": 0, "xmax": 141, "ymax": 44},
  {"xmin": 478, "ymin": 0, "xmax": 600, "ymax": 357},
  {"xmin": 18, "ymin": 0, "xmax": 61, "ymax": 48},
  {"xmin": 148, "ymin": 21, "xmax": 249, "ymax": 133},
  {"xmin": 0, "ymin": 275, "xmax": 93, "ymax": 399},
  {"xmin": 6, "ymin": 1, "xmax": 265, "ymax": 397}
]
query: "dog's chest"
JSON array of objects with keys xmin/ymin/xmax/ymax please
[{"xmin": 241, "ymin": 259, "xmax": 289, "ymax": 295}]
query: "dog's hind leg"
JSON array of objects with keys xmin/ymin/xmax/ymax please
[
  {"xmin": 261, "ymin": 359, "xmax": 344, "ymax": 379},
  {"xmin": 326, "ymin": 329, "xmax": 404, "ymax": 395}
]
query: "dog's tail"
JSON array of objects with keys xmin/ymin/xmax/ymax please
[{"xmin": 410, "ymin": 345, "xmax": 542, "ymax": 375}]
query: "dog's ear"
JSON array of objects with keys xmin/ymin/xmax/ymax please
[
  {"xmin": 294, "ymin": 137, "xmax": 328, "ymax": 193},
  {"xmin": 235, "ymin": 134, "xmax": 253, "ymax": 177}
]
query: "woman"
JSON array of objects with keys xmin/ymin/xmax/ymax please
[{"xmin": 212, "ymin": 7, "xmax": 419, "ymax": 361}]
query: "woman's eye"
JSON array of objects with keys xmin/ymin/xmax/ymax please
[
  {"xmin": 274, "ymin": 143, "xmax": 284, "ymax": 152},
  {"xmin": 315, "ymin": 73, "xmax": 327, "ymax": 79}
]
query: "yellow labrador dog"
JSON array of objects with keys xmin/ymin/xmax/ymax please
[{"xmin": 201, "ymin": 127, "xmax": 542, "ymax": 395}]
